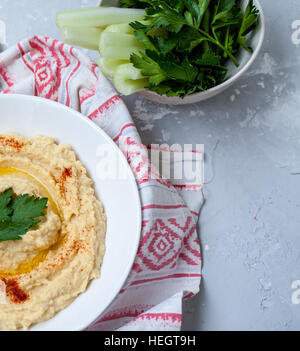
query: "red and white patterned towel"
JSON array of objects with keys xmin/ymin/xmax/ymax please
[{"xmin": 0, "ymin": 36, "xmax": 203, "ymax": 331}]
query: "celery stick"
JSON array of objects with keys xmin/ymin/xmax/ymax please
[
  {"xmin": 61, "ymin": 26, "xmax": 103, "ymax": 50},
  {"xmin": 104, "ymin": 23, "xmax": 134, "ymax": 35},
  {"xmin": 56, "ymin": 7, "xmax": 145, "ymax": 29},
  {"xmin": 97, "ymin": 57, "xmax": 129, "ymax": 78},
  {"xmin": 99, "ymin": 32, "xmax": 144, "ymax": 60},
  {"xmin": 113, "ymin": 63, "xmax": 149, "ymax": 95}
]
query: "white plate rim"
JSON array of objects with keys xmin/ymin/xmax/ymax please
[{"xmin": 0, "ymin": 93, "xmax": 142, "ymax": 331}]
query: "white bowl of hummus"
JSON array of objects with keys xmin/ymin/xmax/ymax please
[{"xmin": 0, "ymin": 94, "xmax": 141, "ymax": 331}]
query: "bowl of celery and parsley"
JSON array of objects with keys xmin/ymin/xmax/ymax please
[{"xmin": 56, "ymin": 0, "xmax": 264, "ymax": 105}]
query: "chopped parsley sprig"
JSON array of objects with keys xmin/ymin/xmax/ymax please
[{"xmin": 122, "ymin": 0, "xmax": 260, "ymax": 97}]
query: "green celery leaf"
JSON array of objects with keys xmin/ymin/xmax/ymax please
[
  {"xmin": 134, "ymin": 29, "xmax": 159, "ymax": 53},
  {"xmin": 144, "ymin": 50, "xmax": 196, "ymax": 82},
  {"xmin": 212, "ymin": 0, "xmax": 242, "ymax": 29},
  {"xmin": 169, "ymin": 26, "xmax": 207, "ymax": 52},
  {"xmin": 194, "ymin": 49, "xmax": 222, "ymax": 66},
  {"xmin": 130, "ymin": 51, "xmax": 167, "ymax": 85},
  {"xmin": 145, "ymin": 2, "xmax": 187, "ymax": 33},
  {"xmin": 183, "ymin": 0, "xmax": 211, "ymax": 28},
  {"xmin": 237, "ymin": 0, "xmax": 259, "ymax": 52},
  {"xmin": 156, "ymin": 37, "xmax": 177, "ymax": 55}
]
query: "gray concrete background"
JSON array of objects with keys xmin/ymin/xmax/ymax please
[{"xmin": 1, "ymin": 0, "xmax": 300, "ymax": 331}]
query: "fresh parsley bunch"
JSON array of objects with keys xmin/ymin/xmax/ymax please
[
  {"xmin": 121, "ymin": 0, "xmax": 260, "ymax": 97},
  {"xmin": 0, "ymin": 188, "xmax": 48, "ymax": 242}
]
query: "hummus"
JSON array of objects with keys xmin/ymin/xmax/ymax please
[{"xmin": 0, "ymin": 134, "xmax": 106, "ymax": 330}]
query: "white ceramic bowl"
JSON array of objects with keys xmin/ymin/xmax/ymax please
[
  {"xmin": 138, "ymin": 0, "xmax": 265, "ymax": 105},
  {"xmin": 0, "ymin": 94, "xmax": 141, "ymax": 331}
]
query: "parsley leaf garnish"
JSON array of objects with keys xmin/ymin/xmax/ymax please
[
  {"xmin": 0, "ymin": 188, "xmax": 14, "ymax": 222},
  {"xmin": 0, "ymin": 188, "xmax": 48, "ymax": 242}
]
